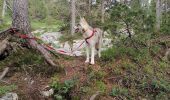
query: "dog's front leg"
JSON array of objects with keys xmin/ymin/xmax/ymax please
[
  {"xmin": 90, "ymin": 46, "xmax": 95, "ymax": 64},
  {"xmin": 85, "ymin": 46, "xmax": 90, "ymax": 63}
]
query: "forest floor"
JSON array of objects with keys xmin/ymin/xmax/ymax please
[
  {"xmin": 0, "ymin": 53, "xmax": 117, "ymax": 99},
  {"xmin": 0, "ymin": 19, "xmax": 169, "ymax": 99},
  {"xmin": 0, "ymin": 39, "xmax": 170, "ymax": 100}
]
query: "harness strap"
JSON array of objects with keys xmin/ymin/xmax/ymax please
[{"xmin": 85, "ymin": 29, "xmax": 97, "ymax": 44}]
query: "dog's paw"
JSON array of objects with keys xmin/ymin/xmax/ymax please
[
  {"xmin": 85, "ymin": 60, "xmax": 89, "ymax": 63},
  {"xmin": 90, "ymin": 61, "xmax": 95, "ymax": 65}
]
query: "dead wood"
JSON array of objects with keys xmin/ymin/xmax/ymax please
[
  {"xmin": 0, "ymin": 67, "xmax": 9, "ymax": 80},
  {"xmin": 90, "ymin": 91, "xmax": 100, "ymax": 100},
  {"xmin": 164, "ymin": 48, "xmax": 170, "ymax": 61},
  {"xmin": 148, "ymin": 36, "xmax": 170, "ymax": 46},
  {"xmin": 0, "ymin": 38, "xmax": 9, "ymax": 55}
]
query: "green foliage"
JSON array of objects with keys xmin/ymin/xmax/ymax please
[
  {"xmin": 105, "ymin": 3, "xmax": 155, "ymax": 35},
  {"xmin": 0, "ymin": 48, "xmax": 56, "ymax": 75},
  {"xmin": 161, "ymin": 13, "xmax": 170, "ymax": 34},
  {"xmin": 101, "ymin": 45, "xmax": 136, "ymax": 62},
  {"xmin": 29, "ymin": 0, "xmax": 47, "ymax": 20},
  {"xmin": 139, "ymin": 79, "xmax": 170, "ymax": 99},
  {"xmin": 0, "ymin": 85, "xmax": 16, "ymax": 96},
  {"xmin": 51, "ymin": 79, "xmax": 76, "ymax": 100},
  {"xmin": 87, "ymin": 69, "xmax": 107, "ymax": 82},
  {"xmin": 110, "ymin": 87, "xmax": 129, "ymax": 98},
  {"xmin": 96, "ymin": 81, "xmax": 106, "ymax": 92},
  {"xmin": 59, "ymin": 32, "xmax": 82, "ymax": 44},
  {"xmin": 0, "ymin": 49, "xmax": 44, "ymax": 67}
]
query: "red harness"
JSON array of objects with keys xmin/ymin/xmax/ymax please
[{"xmin": 85, "ymin": 29, "xmax": 97, "ymax": 44}]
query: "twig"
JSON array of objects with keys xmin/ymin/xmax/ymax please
[
  {"xmin": 107, "ymin": 75, "xmax": 124, "ymax": 80},
  {"xmin": 90, "ymin": 91, "xmax": 100, "ymax": 100},
  {"xmin": 0, "ymin": 67, "xmax": 9, "ymax": 80},
  {"xmin": 0, "ymin": 38, "xmax": 9, "ymax": 55},
  {"xmin": 0, "ymin": 28, "xmax": 11, "ymax": 34},
  {"xmin": 164, "ymin": 48, "xmax": 170, "ymax": 61}
]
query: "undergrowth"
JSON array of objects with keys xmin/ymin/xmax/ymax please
[
  {"xmin": 0, "ymin": 47, "xmax": 59, "ymax": 76},
  {"xmin": 0, "ymin": 84, "xmax": 16, "ymax": 96},
  {"xmin": 101, "ymin": 36, "xmax": 170, "ymax": 99}
]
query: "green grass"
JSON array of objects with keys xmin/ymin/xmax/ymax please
[
  {"xmin": 31, "ymin": 19, "xmax": 64, "ymax": 31},
  {"xmin": 0, "ymin": 85, "xmax": 16, "ymax": 96},
  {"xmin": 0, "ymin": 16, "xmax": 64, "ymax": 32}
]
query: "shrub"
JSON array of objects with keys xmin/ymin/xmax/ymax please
[
  {"xmin": 51, "ymin": 79, "xmax": 76, "ymax": 100},
  {"xmin": 110, "ymin": 87, "xmax": 129, "ymax": 98}
]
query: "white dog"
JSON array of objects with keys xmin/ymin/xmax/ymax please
[{"xmin": 75, "ymin": 18, "xmax": 103, "ymax": 64}]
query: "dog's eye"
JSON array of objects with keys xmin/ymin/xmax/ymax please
[{"xmin": 82, "ymin": 29, "xmax": 85, "ymax": 32}]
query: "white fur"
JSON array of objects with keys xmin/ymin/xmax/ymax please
[{"xmin": 78, "ymin": 18, "xmax": 103, "ymax": 64}]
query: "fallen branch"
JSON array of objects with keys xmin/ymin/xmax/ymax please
[
  {"xmin": 0, "ymin": 67, "xmax": 9, "ymax": 80},
  {"xmin": 90, "ymin": 91, "xmax": 100, "ymax": 100},
  {"xmin": 0, "ymin": 28, "xmax": 11, "ymax": 39},
  {"xmin": 0, "ymin": 38, "xmax": 9, "ymax": 55},
  {"xmin": 164, "ymin": 48, "xmax": 170, "ymax": 61},
  {"xmin": 148, "ymin": 36, "xmax": 170, "ymax": 46}
]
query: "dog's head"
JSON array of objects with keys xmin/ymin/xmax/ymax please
[
  {"xmin": 74, "ymin": 24, "xmax": 82, "ymax": 33},
  {"xmin": 74, "ymin": 18, "xmax": 90, "ymax": 33}
]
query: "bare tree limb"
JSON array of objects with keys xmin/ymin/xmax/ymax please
[
  {"xmin": 0, "ymin": 67, "xmax": 9, "ymax": 80},
  {"xmin": 0, "ymin": 38, "xmax": 9, "ymax": 55},
  {"xmin": 148, "ymin": 36, "xmax": 170, "ymax": 46},
  {"xmin": 90, "ymin": 91, "xmax": 100, "ymax": 100},
  {"xmin": 164, "ymin": 48, "xmax": 170, "ymax": 61}
]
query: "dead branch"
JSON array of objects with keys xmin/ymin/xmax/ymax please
[
  {"xmin": 148, "ymin": 36, "xmax": 170, "ymax": 46},
  {"xmin": 164, "ymin": 48, "xmax": 170, "ymax": 61},
  {"xmin": 0, "ymin": 67, "xmax": 9, "ymax": 80},
  {"xmin": 0, "ymin": 38, "xmax": 9, "ymax": 55},
  {"xmin": 90, "ymin": 91, "xmax": 100, "ymax": 100},
  {"xmin": 0, "ymin": 28, "xmax": 11, "ymax": 34}
]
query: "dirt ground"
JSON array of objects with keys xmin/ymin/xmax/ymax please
[{"xmin": 1, "ymin": 56, "xmax": 115, "ymax": 100}]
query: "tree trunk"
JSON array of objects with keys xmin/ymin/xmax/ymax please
[
  {"xmin": 71, "ymin": 0, "xmax": 76, "ymax": 35},
  {"xmin": 2, "ymin": 0, "xmax": 7, "ymax": 18},
  {"xmin": 156, "ymin": 0, "xmax": 161, "ymax": 32},
  {"xmin": 12, "ymin": 0, "xmax": 56, "ymax": 67},
  {"xmin": 101, "ymin": 0, "xmax": 105, "ymax": 23}
]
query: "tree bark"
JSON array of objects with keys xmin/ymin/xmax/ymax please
[
  {"xmin": 71, "ymin": 0, "xmax": 76, "ymax": 35},
  {"xmin": 156, "ymin": 0, "xmax": 161, "ymax": 32},
  {"xmin": 101, "ymin": 0, "xmax": 105, "ymax": 23},
  {"xmin": 12, "ymin": 0, "xmax": 56, "ymax": 67},
  {"xmin": 2, "ymin": 0, "xmax": 7, "ymax": 18}
]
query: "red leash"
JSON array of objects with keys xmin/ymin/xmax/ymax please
[
  {"xmin": 85, "ymin": 29, "xmax": 97, "ymax": 44},
  {"xmin": 8, "ymin": 28, "xmax": 88, "ymax": 56}
]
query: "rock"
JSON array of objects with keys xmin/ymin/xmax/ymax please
[
  {"xmin": 0, "ymin": 93, "xmax": 18, "ymax": 100},
  {"xmin": 41, "ymin": 86, "xmax": 54, "ymax": 97}
]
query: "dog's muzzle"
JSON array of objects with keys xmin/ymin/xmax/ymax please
[{"xmin": 74, "ymin": 26, "xmax": 80, "ymax": 33}]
